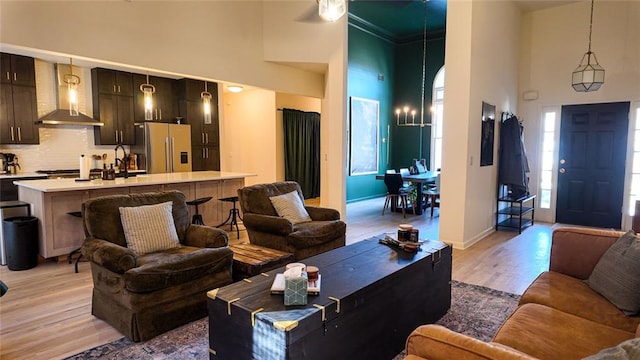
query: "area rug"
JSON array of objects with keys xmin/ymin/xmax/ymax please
[{"xmin": 66, "ymin": 281, "xmax": 520, "ymax": 360}]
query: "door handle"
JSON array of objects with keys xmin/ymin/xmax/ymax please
[
  {"xmin": 165, "ymin": 137, "xmax": 171, "ymax": 172},
  {"xmin": 13, "ymin": 73, "xmax": 17, "ymax": 81},
  {"xmin": 17, "ymin": 127, "xmax": 21, "ymax": 142},
  {"xmin": 560, "ymin": 159, "xmax": 566, "ymax": 165},
  {"xmin": 159, "ymin": 109, "xmax": 162, "ymax": 120},
  {"xmin": 120, "ymin": 131, "xmax": 124, "ymax": 143},
  {"xmin": 6, "ymin": 72, "xmax": 10, "ymax": 81},
  {"xmin": 559, "ymin": 168, "xmax": 566, "ymax": 173},
  {"xmin": 10, "ymin": 126, "xmax": 14, "ymax": 141},
  {"xmin": 201, "ymin": 133, "xmax": 205, "ymax": 145},
  {"xmin": 206, "ymin": 147, "xmax": 209, "ymax": 159},
  {"xmin": 205, "ymin": 133, "xmax": 209, "ymax": 144}
]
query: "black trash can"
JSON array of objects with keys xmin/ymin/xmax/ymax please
[{"xmin": 3, "ymin": 216, "xmax": 38, "ymax": 271}]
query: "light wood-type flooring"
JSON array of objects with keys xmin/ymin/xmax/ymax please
[{"xmin": 0, "ymin": 196, "xmax": 555, "ymax": 360}]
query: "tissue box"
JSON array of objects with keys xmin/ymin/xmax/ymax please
[{"xmin": 284, "ymin": 273, "xmax": 308, "ymax": 305}]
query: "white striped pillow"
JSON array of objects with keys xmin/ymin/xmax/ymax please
[
  {"xmin": 269, "ymin": 191, "xmax": 311, "ymax": 224},
  {"xmin": 119, "ymin": 201, "xmax": 180, "ymax": 256}
]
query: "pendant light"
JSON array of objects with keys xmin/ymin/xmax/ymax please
[
  {"xmin": 63, "ymin": 58, "xmax": 80, "ymax": 116},
  {"xmin": 395, "ymin": 0, "xmax": 430, "ymax": 127},
  {"xmin": 318, "ymin": 0, "xmax": 346, "ymax": 22},
  {"xmin": 140, "ymin": 73, "xmax": 156, "ymax": 120},
  {"xmin": 572, "ymin": 0, "xmax": 605, "ymax": 92},
  {"xmin": 201, "ymin": 82, "xmax": 212, "ymax": 124}
]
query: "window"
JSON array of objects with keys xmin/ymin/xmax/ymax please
[
  {"xmin": 539, "ymin": 110, "xmax": 557, "ymax": 209},
  {"xmin": 628, "ymin": 106, "xmax": 640, "ymax": 215},
  {"xmin": 431, "ymin": 67, "xmax": 445, "ymax": 171}
]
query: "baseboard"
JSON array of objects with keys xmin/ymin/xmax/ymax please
[{"xmin": 446, "ymin": 226, "xmax": 495, "ymax": 250}]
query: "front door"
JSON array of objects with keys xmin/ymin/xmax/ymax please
[{"xmin": 556, "ymin": 102, "xmax": 630, "ymax": 228}]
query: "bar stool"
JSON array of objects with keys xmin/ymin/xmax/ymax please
[
  {"xmin": 67, "ymin": 211, "xmax": 83, "ymax": 273},
  {"xmin": 216, "ymin": 196, "xmax": 243, "ymax": 238},
  {"xmin": 186, "ymin": 197, "xmax": 212, "ymax": 225}
]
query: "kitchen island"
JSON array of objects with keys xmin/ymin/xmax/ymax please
[{"xmin": 15, "ymin": 171, "xmax": 255, "ymax": 259}]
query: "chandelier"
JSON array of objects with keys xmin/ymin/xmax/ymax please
[
  {"xmin": 395, "ymin": 0, "xmax": 430, "ymax": 127},
  {"xmin": 572, "ymin": 0, "xmax": 604, "ymax": 92}
]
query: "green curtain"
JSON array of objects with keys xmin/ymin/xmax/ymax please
[{"xmin": 283, "ymin": 108, "xmax": 320, "ymax": 199}]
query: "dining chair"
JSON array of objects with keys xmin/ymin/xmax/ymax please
[
  {"xmin": 382, "ymin": 173, "xmax": 415, "ymax": 218},
  {"xmin": 424, "ymin": 173, "xmax": 441, "ymax": 217}
]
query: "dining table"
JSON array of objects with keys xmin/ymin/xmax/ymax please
[{"xmin": 376, "ymin": 171, "xmax": 438, "ymax": 215}]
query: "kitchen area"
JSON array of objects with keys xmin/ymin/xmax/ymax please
[{"xmin": 0, "ymin": 52, "xmax": 254, "ymax": 266}]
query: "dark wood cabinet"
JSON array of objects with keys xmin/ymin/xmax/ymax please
[
  {"xmin": 177, "ymin": 78, "xmax": 220, "ymax": 170},
  {"xmin": 133, "ymin": 74, "xmax": 177, "ymax": 122},
  {"xmin": 94, "ymin": 68, "xmax": 133, "ymax": 96},
  {"xmin": 1, "ymin": 53, "xmax": 36, "ymax": 86},
  {"xmin": 192, "ymin": 145, "xmax": 220, "ymax": 171},
  {"xmin": 92, "ymin": 68, "xmax": 135, "ymax": 144},
  {"xmin": 0, "ymin": 53, "xmax": 38, "ymax": 144}
]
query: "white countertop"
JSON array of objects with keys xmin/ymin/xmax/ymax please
[
  {"xmin": 0, "ymin": 173, "xmax": 48, "ymax": 180},
  {"xmin": 13, "ymin": 171, "xmax": 256, "ymax": 192}
]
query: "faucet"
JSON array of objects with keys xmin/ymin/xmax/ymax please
[{"xmin": 114, "ymin": 144, "xmax": 129, "ymax": 179}]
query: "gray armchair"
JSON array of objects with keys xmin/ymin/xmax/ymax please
[
  {"xmin": 81, "ymin": 191, "xmax": 233, "ymax": 342},
  {"xmin": 237, "ymin": 181, "xmax": 346, "ymax": 260}
]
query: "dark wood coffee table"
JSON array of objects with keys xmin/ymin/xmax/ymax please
[
  {"xmin": 229, "ymin": 243, "xmax": 295, "ymax": 280},
  {"xmin": 208, "ymin": 235, "xmax": 452, "ymax": 360}
]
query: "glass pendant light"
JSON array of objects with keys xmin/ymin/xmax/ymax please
[
  {"xmin": 140, "ymin": 73, "xmax": 156, "ymax": 120},
  {"xmin": 201, "ymin": 82, "xmax": 212, "ymax": 124},
  {"xmin": 572, "ymin": 0, "xmax": 605, "ymax": 92},
  {"xmin": 63, "ymin": 58, "xmax": 80, "ymax": 116},
  {"xmin": 318, "ymin": 0, "xmax": 346, "ymax": 22}
]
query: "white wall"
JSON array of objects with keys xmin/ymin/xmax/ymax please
[
  {"xmin": 221, "ymin": 88, "xmax": 277, "ymax": 186},
  {"xmin": 518, "ymin": 1, "xmax": 640, "ymax": 225},
  {"xmin": 1, "ymin": 1, "xmax": 348, "ymax": 215},
  {"xmin": 441, "ymin": 0, "xmax": 521, "ymax": 249}
]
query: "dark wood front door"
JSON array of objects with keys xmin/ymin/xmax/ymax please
[{"xmin": 556, "ymin": 102, "xmax": 630, "ymax": 228}]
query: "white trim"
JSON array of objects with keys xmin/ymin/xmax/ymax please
[
  {"xmin": 536, "ymin": 105, "xmax": 561, "ymax": 223},
  {"xmin": 622, "ymin": 100, "xmax": 640, "ymax": 230}
]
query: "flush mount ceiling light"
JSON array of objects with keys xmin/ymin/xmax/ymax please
[
  {"xmin": 63, "ymin": 58, "xmax": 81, "ymax": 116},
  {"xmin": 140, "ymin": 73, "xmax": 156, "ymax": 120},
  {"xmin": 318, "ymin": 0, "xmax": 346, "ymax": 22},
  {"xmin": 572, "ymin": 0, "xmax": 605, "ymax": 92},
  {"xmin": 226, "ymin": 85, "xmax": 243, "ymax": 93}
]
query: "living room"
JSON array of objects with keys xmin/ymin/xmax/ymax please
[{"xmin": 1, "ymin": 0, "xmax": 640, "ymax": 359}]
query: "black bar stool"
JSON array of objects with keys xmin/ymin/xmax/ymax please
[
  {"xmin": 186, "ymin": 197, "xmax": 213, "ymax": 225},
  {"xmin": 67, "ymin": 211, "xmax": 83, "ymax": 273},
  {"xmin": 216, "ymin": 196, "xmax": 243, "ymax": 238}
]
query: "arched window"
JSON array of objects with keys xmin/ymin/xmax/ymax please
[{"xmin": 431, "ymin": 67, "xmax": 445, "ymax": 171}]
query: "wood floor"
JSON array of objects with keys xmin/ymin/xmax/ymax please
[{"xmin": 0, "ymin": 196, "xmax": 554, "ymax": 360}]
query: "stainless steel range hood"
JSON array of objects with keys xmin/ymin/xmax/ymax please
[{"xmin": 36, "ymin": 64, "xmax": 104, "ymax": 127}]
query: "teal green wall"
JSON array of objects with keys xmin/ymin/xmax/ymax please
[
  {"xmin": 346, "ymin": 28, "xmax": 445, "ymax": 202},
  {"xmin": 347, "ymin": 27, "xmax": 395, "ymax": 202}
]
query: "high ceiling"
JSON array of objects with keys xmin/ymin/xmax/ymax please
[
  {"xmin": 348, "ymin": 0, "xmax": 579, "ymax": 40},
  {"xmin": 349, "ymin": 0, "xmax": 447, "ymax": 40}
]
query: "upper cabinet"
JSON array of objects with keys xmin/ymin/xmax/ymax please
[
  {"xmin": 133, "ymin": 74, "xmax": 177, "ymax": 122},
  {"xmin": 1, "ymin": 53, "xmax": 36, "ymax": 87},
  {"xmin": 0, "ymin": 53, "xmax": 39, "ymax": 144},
  {"xmin": 92, "ymin": 68, "xmax": 135, "ymax": 145},
  {"xmin": 94, "ymin": 68, "xmax": 134, "ymax": 96}
]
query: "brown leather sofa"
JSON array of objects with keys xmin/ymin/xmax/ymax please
[
  {"xmin": 237, "ymin": 181, "xmax": 346, "ymax": 260},
  {"xmin": 81, "ymin": 191, "xmax": 233, "ymax": 341},
  {"xmin": 405, "ymin": 227, "xmax": 640, "ymax": 360}
]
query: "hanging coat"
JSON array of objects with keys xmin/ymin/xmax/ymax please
[{"xmin": 498, "ymin": 116, "xmax": 530, "ymax": 198}]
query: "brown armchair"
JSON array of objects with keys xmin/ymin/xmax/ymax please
[
  {"xmin": 81, "ymin": 191, "xmax": 233, "ymax": 342},
  {"xmin": 237, "ymin": 181, "xmax": 346, "ymax": 260}
]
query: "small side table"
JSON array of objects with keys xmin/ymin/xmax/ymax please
[{"xmin": 229, "ymin": 243, "xmax": 294, "ymax": 281}]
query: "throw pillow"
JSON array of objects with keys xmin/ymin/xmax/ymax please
[
  {"xmin": 586, "ymin": 230, "xmax": 640, "ymax": 315},
  {"xmin": 269, "ymin": 190, "xmax": 311, "ymax": 224},
  {"xmin": 582, "ymin": 338, "xmax": 640, "ymax": 360},
  {"xmin": 119, "ymin": 201, "xmax": 180, "ymax": 256}
]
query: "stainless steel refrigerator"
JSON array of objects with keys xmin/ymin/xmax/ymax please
[{"xmin": 132, "ymin": 122, "xmax": 192, "ymax": 173}]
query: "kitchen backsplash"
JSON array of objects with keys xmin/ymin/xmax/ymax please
[
  {"xmin": 0, "ymin": 59, "xmax": 124, "ymax": 173},
  {"xmin": 0, "ymin": 127, "xmax": 120, "ymax": 172}
]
